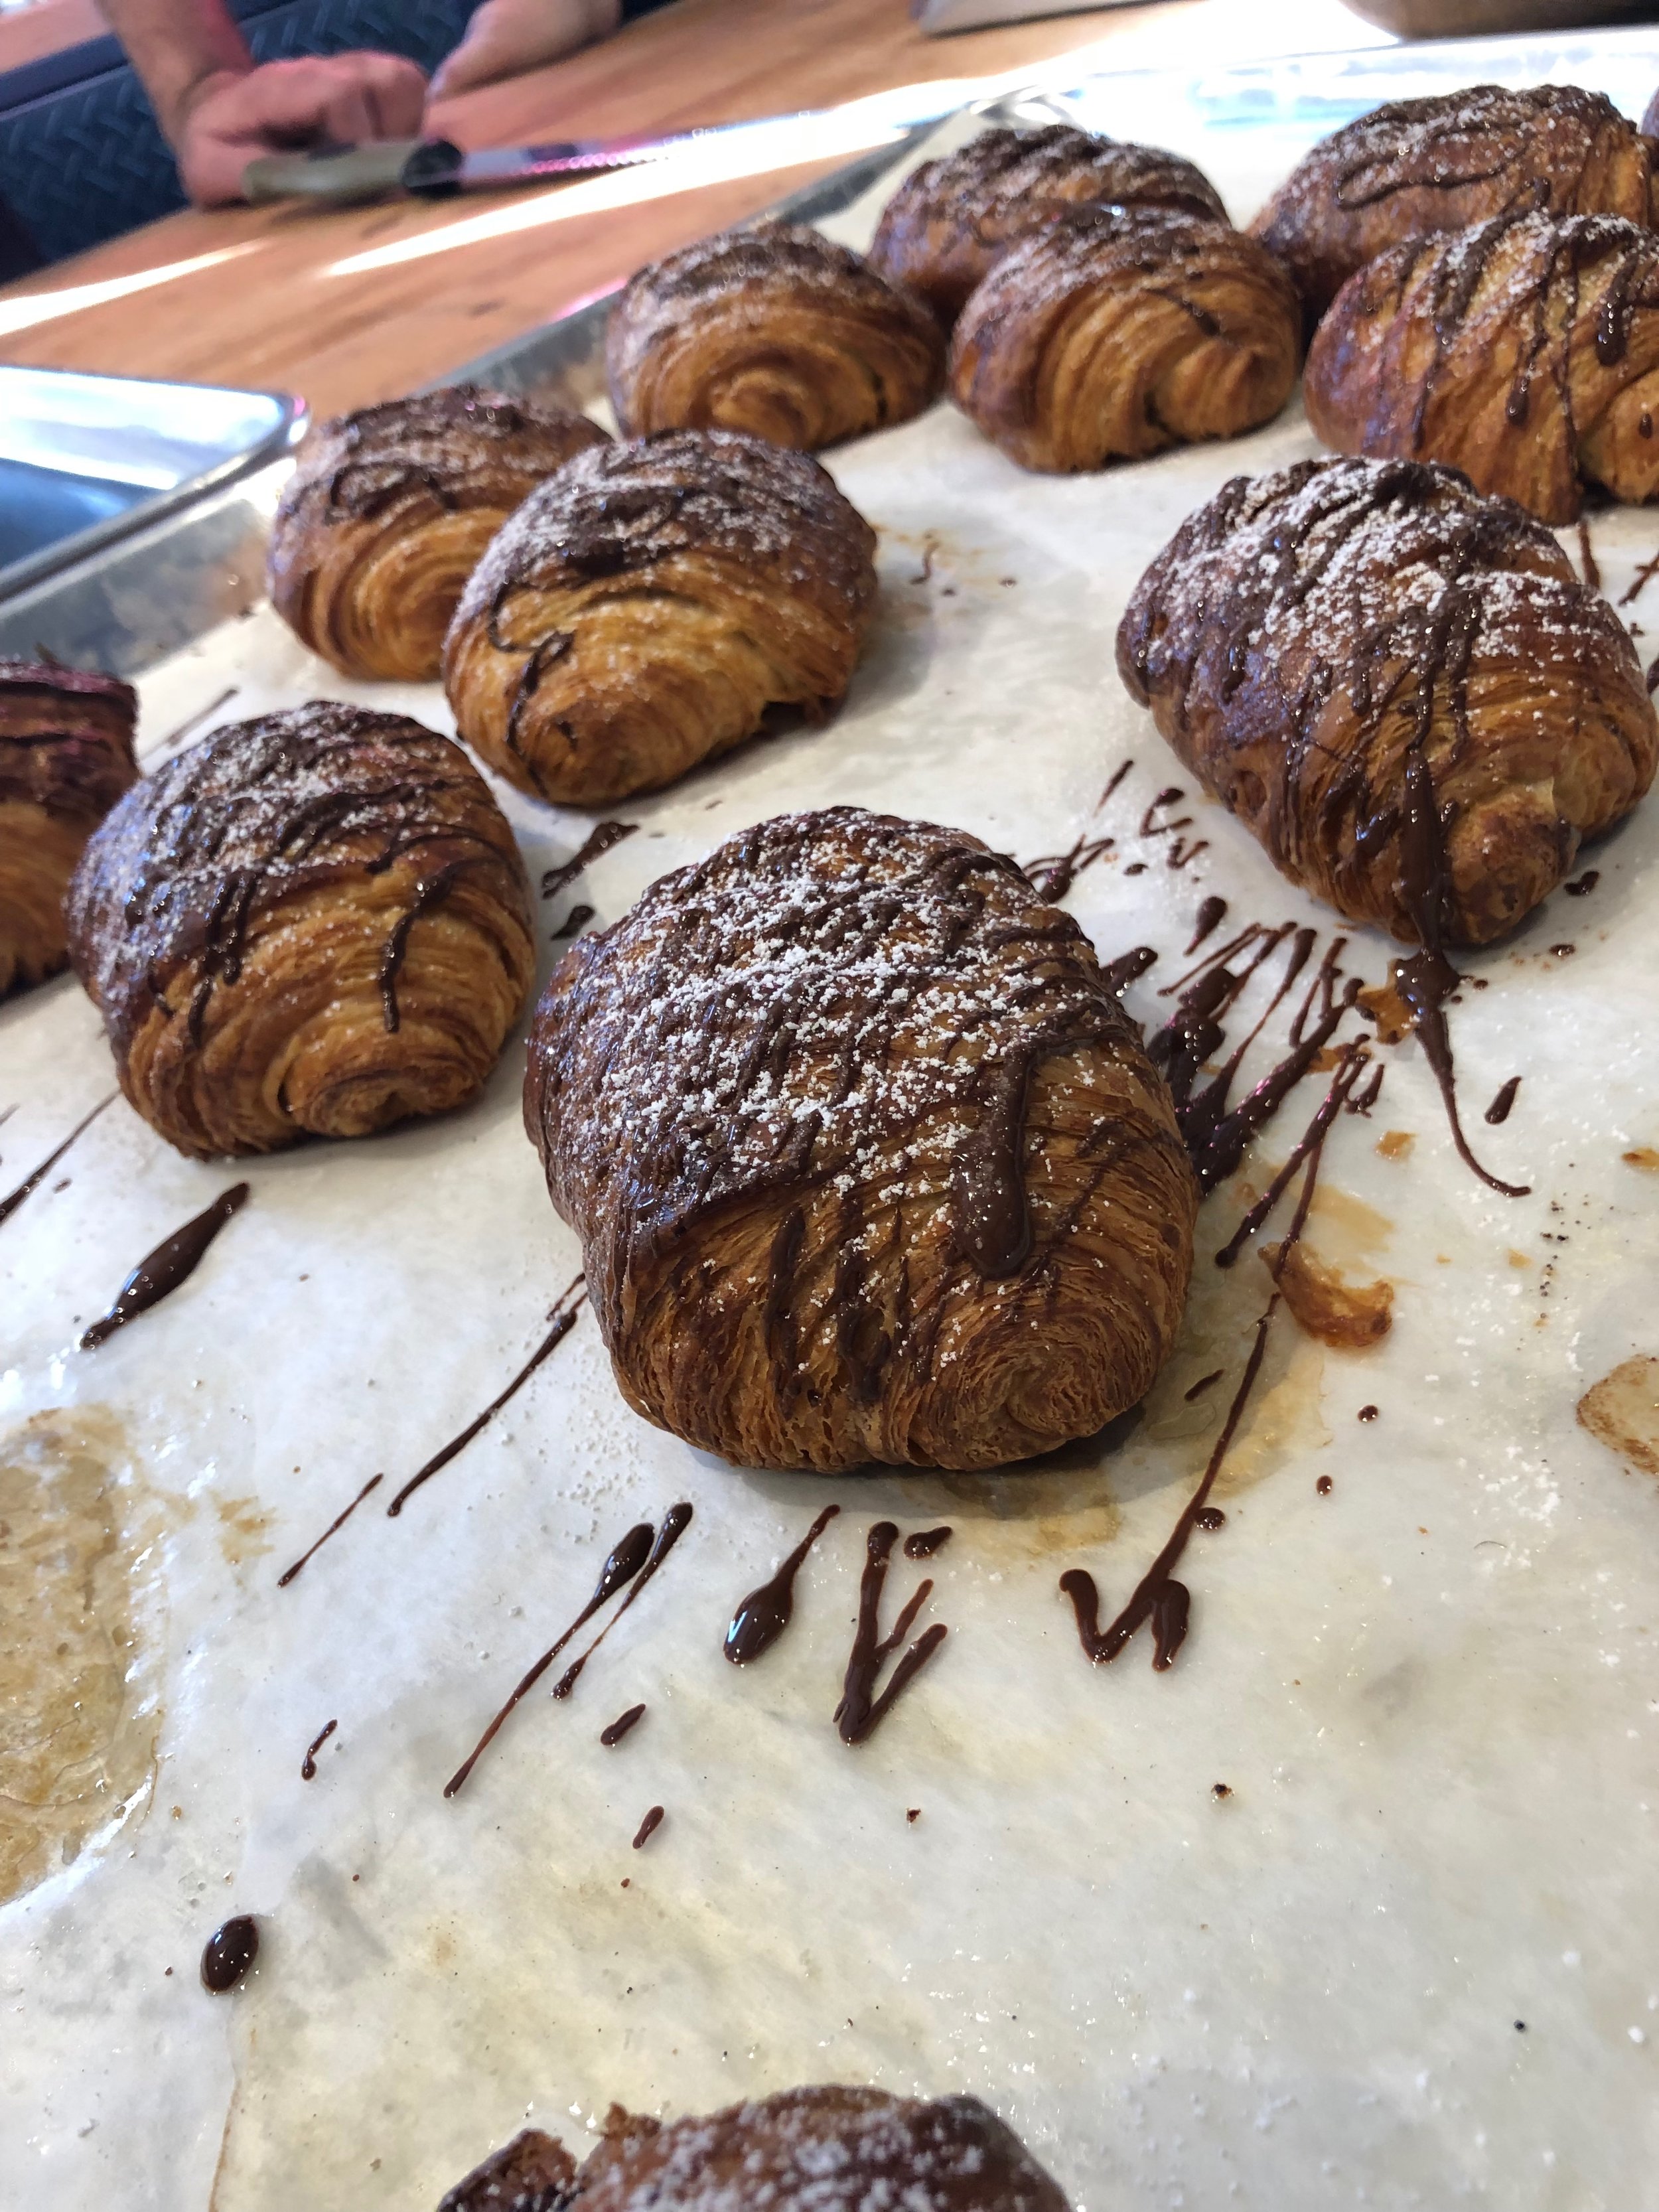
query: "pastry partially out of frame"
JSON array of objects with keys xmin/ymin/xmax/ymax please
[
  {"xmin": 0, "ymin": 659, "xmax": 137, "ymax": 999},
  {"xmin": 437, "ymin": 2085, "xmax": 1073, "ymax": 2211}
]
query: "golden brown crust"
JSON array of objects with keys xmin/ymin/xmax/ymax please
[
  {"xmin": 1305, "ymin": 209, "xmax": 1659, "ymax": 526},
  {"xmin": 444, "ymin": 430, "xmax": 878, "ymax": 808},
  {"xmin": 524, "ymin": 806, "xmax": 1196, "ymax": 1474},
  {"xmin": 267, "ymin": 386, "xmax": 610, "ymax": 682},
  {"xmin": 1117, "ymin": 456, "xmax": 1658, "ymax": 947},
  {"xmin": 0, "ymin": 660, "xmax": 137, "ymax": 997},
  {"xmin": 869, "ymin": 123, "xmax": 1228, "ymax": 327},
  {"xmin": 66, "ymin": 701, "xmax": 535, "ymax": 1159},
  {"xmin": 606, "ymin": 222, "xmax": 944, "ymax": 451},
  {"xmin": 1250, "ymin": 83, "xmax": 1653, "ymax": 321},
  {"xmin": 948, "ymin": 205, "xmax": 1301, "ymax": 474}
]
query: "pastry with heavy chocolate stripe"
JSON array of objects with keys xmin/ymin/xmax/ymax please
[
  {"xmin": 524, "ymin": 806, "xmax": 1194, "ymax": 1473},
  {"xmin": 1118, "ymin": 455, "xmax": 1657, "ymax": 946},
  {"xmin": 1305, "ymin": 209, "xmax": 1659, "ymax": 525},
  {"xmin": 1251, "ymin": 83, "xmax": 1655, "ymax": 321}
]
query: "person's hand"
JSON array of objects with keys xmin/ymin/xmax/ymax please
[
  {"xmin": 175, "ymin": 53, "xmax": 429, "ymax": 205},
  {"xmin": 428, "ymin": 0, "xmax": 620, "ymax": 102}
]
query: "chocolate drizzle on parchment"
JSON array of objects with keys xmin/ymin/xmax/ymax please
[
  {"xmin": 300, "ymin": 1718, "xmax": 338, "ymax": 1779},
  {"xmin": 1062, "ymin": 1049, "xmax": 1367, "ymax": 1674},
  {"xmin": 0, "ymin": 1094, "xmax": 112, "ymax": 1231},
  {"xmin": 387, "ymin": 1280, "xmax": 585, "ymax": 1516},
  {"xmin": 835, "ymin": 1522, "xmax": 948, "ymax": 1745},
  {"xmin": 540, "ymin": 819, "xmax": 638, "ymax": 901},
  {"xmin": 444, "ymin": 1520, "xmax": 656, "ymax": 1799},
  {"xmin": 79, "ymin": 1182, "xmax": 249, "ymax": 1349},
  {"xmin": 725, "ymin": 1503, "xmax": 840, "ymax": 1665},
  {"xmin": 278, "ymin": 1473, "xmax": 383, "ymax": 1587},
  {"xmin": 552, "ymin": 1505, "xmax": 692, "ymax": 1700}
]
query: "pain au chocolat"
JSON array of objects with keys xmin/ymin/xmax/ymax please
[
  {"xmin": 524, "ymin": 806, "xmax": 1195, "ymax": 1474},
  {"xmin": 948, "ymin": 206, "xmax": 1300, "ymax": 473},
  {"xmin": 267, "ymin": 386, "xmax": 609, "ymax": 682},
  {"xmin": 1305, "ymin": 209, "xmax": 1659, "ymax": 526},
  {"xmin": 1250, "ymin": 84, "xmax": 1655, "ymax": 323},
  {"xmin": 1, "ymin": 660, "xmax": 137, "ymax": 997},
  {"xmin": 606, "ymin": 222, "xmax": 944, "ymax": 451},
  {"xmin": 1118, "ymin": 456, "xmax": 1657, "ymax": 946},
  {"xmin": 66, "ymin": 701, "xmax": 534, "ymax": 1158},
  {"xmin": 445, "ymin": 431, "xmax": 877, "ymax": 807},
  {"xmin": 869, "ymin": 122, "xmax": 1228, "ymax": 329},
  {"xmin": 439, "ymin": 2087, "xmax": 1072, "ymax": 2212}
]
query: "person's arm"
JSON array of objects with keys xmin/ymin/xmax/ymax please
[
  {"xmin": 428, "ymin": 0, "xmax": 621, "ymax": 101},
  {"xmin": 97, "ymin": 0, "xmax": 427, "ymax": 206}
]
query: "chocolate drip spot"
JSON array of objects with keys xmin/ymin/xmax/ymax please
[{"xmin": 201, "ymin": 1915, "xmax": 258, "ymax": 1994}]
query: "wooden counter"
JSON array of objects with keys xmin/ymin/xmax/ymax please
[{"xmin": 0, "ymin": 0, "xmax": 1196, "ymax": 415}]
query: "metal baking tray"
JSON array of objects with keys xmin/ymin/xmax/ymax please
[
  {"xmin": 0, "ymin": 366, "xmax": 303, "ymax": 621},
  {"xmin": 8, "ymin": 20, "xmax": 1658, "ymax": 680}
]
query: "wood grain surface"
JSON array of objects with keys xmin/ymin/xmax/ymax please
[{"xmin": 0, "ymin": 0, "xmax": 1196, "ymax": 415}]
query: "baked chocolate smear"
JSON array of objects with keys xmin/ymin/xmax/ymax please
[
  {"xmin": 524, "ymin": 805, "xmax": 1194, "ymax": 1472},
  {"xmin": 439, "ymin": 2087, "xmax": 1071, "ymax": 2209}
]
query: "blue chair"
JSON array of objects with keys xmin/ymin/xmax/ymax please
[{"xmin": 0, "ymin": 0, "xmax": 484, "ymax": 273}]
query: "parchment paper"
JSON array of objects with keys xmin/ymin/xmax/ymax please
[{"xmin": 7, "ymin": 55, "xmax": 1659, "ymax": 2212}]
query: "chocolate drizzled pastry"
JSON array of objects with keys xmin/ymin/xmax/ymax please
[
  {"xmin": 948, "ymin": 206, "xmax": 1300, "ymax": 474},
  {"xmin": 870, "ymin": 122, "xmax": 1228, "ymax": 329},
  {"xmin": 524, "ymin": 806, "xmax": 1194, "ymax": 1472},
  {"xmin": 439, "ymin": 2087, "xmax": 1072, "ymax": 2211},
  {"xmin": 1250, "ymin": 84, "xmax": 1654, "ymax": 321},
  {"xmin": 66, "ymin": 701, "xmax": 535, "ymax": 1158},
  {"xmin": 445, "ymin": 431, "xmax": 877, "ymax": 807},
  {"xmin": 1118, "ymin": 456, "xmax": 1657, "ymax": 945},
  {"xmin": 0, "ymin": 660, "xmax": 137, "ymax": 997},
  {"xmin": 268, "ymin": 386, "xmax": 609, "ymax": 682},
  {"xmin": 1305, "ymin": 210, "xmax": 1659, "ymax": 526},
  {"xmin": 607, "ymin": 223, "xmax": 944, "ymax": 451}
]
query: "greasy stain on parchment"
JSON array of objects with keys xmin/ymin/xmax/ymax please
[
  {"xmin": 0, "ymin": 1408, "xmax": 165, "ymax": 1904},
  {"xmin": 1577, "ymin": 1355, "xmax": 1659, "ymax": 1477}
]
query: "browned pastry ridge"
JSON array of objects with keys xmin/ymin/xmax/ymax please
[
  {"xmin": 869, "ymin": 121, "xmax": 1228, "ymax": 329},
  {"xmin": 524, "ymin": 806, "xmax": 1195, "ymax": 1474},
  {"xmin": 445, "ymin": 431, "xmax": 878, "ymax": 808},
  {"xmin": 606, "ymin": 222, "xmax": 944, "ymax": 451},
  {"xmin": 0, "ymin": 660, "xmax": 137, "ymax": 997},
  {"xmin": 267, "ymin": 386, "xmax": 609, "ymax": 682},
  {"xmin": 948, "ymin": 206, "xmax": 1301, "ymax": 473},
  {"xmin": 1117, "ymin": 455, "xmax": 1658, "ymax": 947},
  {"xmin": 1305, "ymin": 208, "xmax": 1659, "ymax": 526},
  {"xmin": 439, "ymin": 2087, "xmax": 1072, "ymax": 2212},
  {"xmin": 1250, "ymin": 83, "xmax": 1654, "ymax": 323},
  {"xmin": 66, "ymin": 701, "xmax": 535, "ymax": 1159}
]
